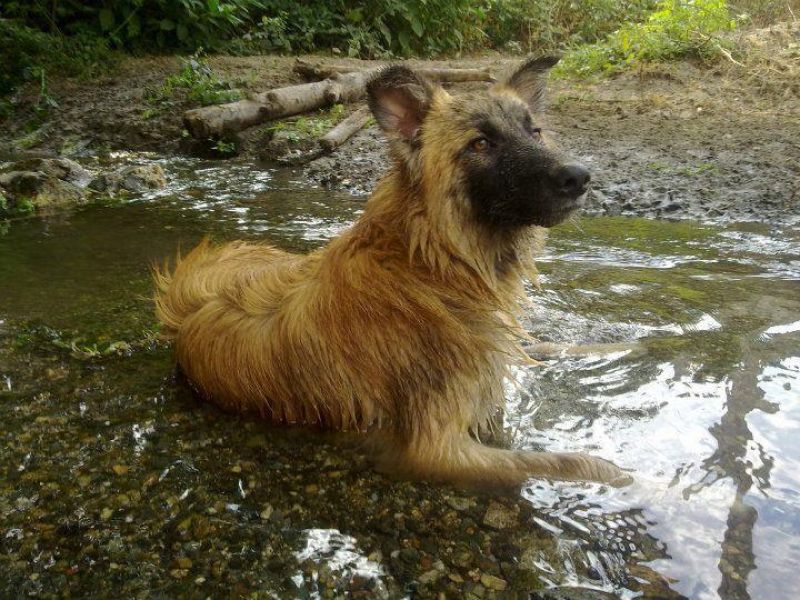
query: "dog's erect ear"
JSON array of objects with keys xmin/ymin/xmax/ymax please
[
  {"xmin": 501, "ymin": 55, "xmax": 560, "ymax": 112},
  {"xmin": 367, "ymin": 66, "xmax": 434, "ymax": 142}
]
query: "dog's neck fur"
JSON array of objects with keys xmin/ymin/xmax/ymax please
[{"xmin": 335, "ymin": 166, "xmax": 544, "ymax": 305}]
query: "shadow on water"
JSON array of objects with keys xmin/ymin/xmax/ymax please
[{"xmin": 1, "ymin": 156, "xmax": 799, "ymax": 598}]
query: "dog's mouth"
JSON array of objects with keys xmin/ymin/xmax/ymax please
[{"xmin": 533, "ymin": 191, "xmax": 585, "ymax": 227}]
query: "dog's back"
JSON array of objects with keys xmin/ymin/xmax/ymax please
[{"xmin": 155, "ymin": 239, "xmax": 330, "ymax": 419}]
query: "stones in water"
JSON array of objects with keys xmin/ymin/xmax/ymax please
[
  {"xmin": 0, "ymin": 157, "xmax": 92, "ymax": 212},
  {"xmin": 0, "ymin": 157, "xmax": 168, "ymax": 215},
  {"xmin": 89, "ymin": 164, "xmax": 167, "ymax": 194}
]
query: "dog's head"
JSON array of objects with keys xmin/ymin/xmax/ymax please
[{"xmin": 367, "ymin": 58, "xmax": 589, "ymax": 229}]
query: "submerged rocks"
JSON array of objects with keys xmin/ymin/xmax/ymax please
[
  {"xmin": 0, "ymin": 157, "xmax": 167, "ymax": 215},
  {"xmin": 0, "ymin": 157, "xmax": 92, "ymax": 212},
  {"xmin": 89, "ymin": 164, "xmax": 166, "ymax": 194}
]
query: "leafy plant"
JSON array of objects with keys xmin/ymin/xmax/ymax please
[
  {"xmin": 0, "ymin": 187, "xmax": 36, "ymax": 216},
  {"xmin": 558, "ymin": 0, "xmax": 739, "ymax": 76},
  {"xmin": 211, "ymin": 138, "xmax": 237, "ymax": 155},
  {"xmin": 147, "ymin": 54, "xmax": 241, "ymax": 106},
  {"xmin": 266, "ymin": 104, "xmax": 347, "ymax": 143},
  {"xmin": 482, "ymin": 0, "xmax": 659, "ymax": 53},
  {"xmin": 2, "ymin": 0, "xmax": 268, "ymax": 51}
]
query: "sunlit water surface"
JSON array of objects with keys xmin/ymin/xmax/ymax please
[{"xmin": 1, "ymin": 156, "xmax": 798, "ymax": 599}]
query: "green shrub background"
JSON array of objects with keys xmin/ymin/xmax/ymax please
[{"xmin": 0, "ymin": 0, "xmax": 795, "ymax": 107}]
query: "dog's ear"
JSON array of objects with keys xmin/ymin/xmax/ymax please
[
  {"xmin": 500, "ymin": 55, "xmax": 560, "ymax": 112},
  {"xmin": 367, "ymin": 66, "xmax": 435, "ymax": 143}
]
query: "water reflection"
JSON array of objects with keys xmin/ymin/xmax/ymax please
[
  {"xmin": 293, "ymin": 529, "xmax": 390, "ymax": 598},
  {"xmin": 508, "ymin": 218, "xmax": 800, "ymax": 599}
]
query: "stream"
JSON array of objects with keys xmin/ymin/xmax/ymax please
[{"xmin": 1, "ymin": 155, "xmax": 798, "ymax": 599}]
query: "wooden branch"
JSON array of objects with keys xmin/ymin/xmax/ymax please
[
  {"xmin": 416, "ymin": 67, "xmax": 495, "ymax": 83},
  {"xmin": 184, "ymin": 63, "xmax": 496, "ymax": 139},
  {"xmin": 294, "ymin": 59, "xmax": 496, "ymax": 83},
  {"xmin": 319, "ymin": 107, "xmax": 371, "ymax": 152},
  {"xmin": 294, "ymin": 59, "xmax": 356, "ymax": 80},
  {"xmin": 183, "ymin": 69, "xmax": 374, "ymax": 139}
]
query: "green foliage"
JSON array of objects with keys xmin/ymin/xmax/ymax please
[
  {"xmin": 0, "ymin": 191, "xmax": 35, "ymax": 217},
  {"xmin": 0, "ymin": 19, "xmax": 112, "ymax": 106},
  {"xmin": 147, "ymin": 55, "xmax": 241, "ymax": 106},
  {"xmin": 482, "ymin": 0, "xmax": 659, "ymax": 53},
  {"xmin": 227, "ymin": 0, "xmax": 483, "ymax": 57},
  {"xmin": 3, "ymin": 0, "xmax": 482, "ymax": 58},
  {"xmin": 1, "ymin": 0, "xmax": 267, "ymax": 51},
  {"xmin": 558, "ymin": 0, "xmax": 739, "ymax": 76},
  {"xmin": 267, "ymin": 104, "xmax": 346, "ymax": 142},
  {"xmin": 211, "ymin": 138, "xmax": 237, "ymax": 155},
  {"xmin": 1, "ymin": 0, "xmax": 776, "ymax": 82}
]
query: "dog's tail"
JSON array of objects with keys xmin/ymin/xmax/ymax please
[{"xmin": 152, "ymin": 237, "xmax": 216, "ymax": 339}]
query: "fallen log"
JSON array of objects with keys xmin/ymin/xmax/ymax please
[
  {"xmin": 293, "ymin": 59, "xmax": 356, "ymax": 80},
  {"xmin": 185, "ymin": 64, "xmax": 496, "ymax": 139},
  {"xmin": 294, "ymin": 58, "xmax": 496, "ymax": 84},
  {"xmin": 416, "ymin": 67, "xmax": 496, "ymax": 83},
  {"xmin": 184, "ymin": 69, "xmax": 373, "ymax": 139},
  {"xmin": 319, "ymin": 106, "xmax": 371, "ymax": 152}
]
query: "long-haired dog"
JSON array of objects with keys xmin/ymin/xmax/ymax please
[{"xmin": 155, "ymin": 57, "xmax": 630, "ymax": 488}]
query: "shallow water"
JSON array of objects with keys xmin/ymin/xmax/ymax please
[{"xmin": 1, "ymin": 156, "xmax": 798, "ymax": 599}]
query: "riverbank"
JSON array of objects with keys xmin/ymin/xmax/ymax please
[{"xmin": 2, "ymin": 21, "xmax": 798, "ymax": 225}]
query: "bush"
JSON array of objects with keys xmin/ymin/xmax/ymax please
[
  {"xmin": 558, "ymin": 0, "xmax": 739, "ymax": 76},
  {"xmin": 481, "ymin": 0, "xmax": 659, "ymax": 52},
  {"xmin": 228, "ymin": 0, "xmax": 484, "ymax": 58},
  {"xmin": 1, "ymin": 0, "xmax": 267, "ymax": 51},
  {"xmin": 0, "ymin": 19, "xmax": 112, "ymax": 112}
]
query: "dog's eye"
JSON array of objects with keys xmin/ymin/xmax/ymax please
[
  {"xmin": 471, "ymin": 137, "xmax": 489, "ymax": 152},
  {"xmin": 530, "ymin": 127, "xmax": 542, "ymax": 139}
]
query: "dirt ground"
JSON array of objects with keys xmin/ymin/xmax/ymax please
[{"xmin": 2, "ymin": 22, "xmax": 798, "ymax": 224}]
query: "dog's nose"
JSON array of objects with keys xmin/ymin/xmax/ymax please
[{"xmin": 555, "ymin": 164, "xmax": 591, "ymax": 197}]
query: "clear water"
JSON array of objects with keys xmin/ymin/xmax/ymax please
[{"xmin": 1, "ymin": 156, "xmax": 798, "ymax": 598}]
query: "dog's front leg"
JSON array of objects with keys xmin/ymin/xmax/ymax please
[{"xmin": 374, "ymin": 430, "xmax": 631, "ymax": 489}]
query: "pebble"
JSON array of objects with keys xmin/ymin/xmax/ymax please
[
  {"xmin": 446, "ymin": 496, "xmax": 471, "ymax": 511},
  {"xmin": 418, "ymin": 569, "xmax": 442, "ymax": 584},
  {"xmin": 482, "ymin": 500, "xmax": 519, "ymax": 530},
  {"xmin": 480, "ymin": 573, "xmax": 508, "ymax": 591}
]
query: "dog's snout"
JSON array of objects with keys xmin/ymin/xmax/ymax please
[{"xmin": 555, "ymin": 164, "xmax": 591, "ymax": 197}]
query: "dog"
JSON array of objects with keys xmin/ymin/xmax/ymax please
[{"xmin": 154, "ymin": 57, "xmax": 630, "ymax": 488}]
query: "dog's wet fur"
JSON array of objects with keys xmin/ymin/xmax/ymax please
[{"xmin": 155, "ymin": 57, "xmax": 630, "ymax": 489}]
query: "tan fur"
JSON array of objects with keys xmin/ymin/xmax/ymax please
[{"xmin": 154, "ymin": 76, "xmax": 629, "ymax": 489}]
